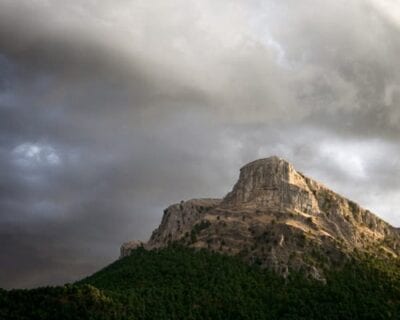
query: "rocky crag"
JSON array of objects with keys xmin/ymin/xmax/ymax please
[{"xmin": 121, "ymin": 156, "xmax": 400, "ymax": 280}]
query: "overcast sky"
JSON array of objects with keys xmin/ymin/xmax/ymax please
[{"xmin": 1, "ymin": 0, "xmax": 400, "ymax": 289}]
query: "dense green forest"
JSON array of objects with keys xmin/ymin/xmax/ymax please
[{"xmin": 1, "ymin": 246, "xmax": 400, "ymax": 319}]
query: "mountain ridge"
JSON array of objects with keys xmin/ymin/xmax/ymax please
[
  {"xmin": 2, "ymin": 156, "xmax": 400, "ymax": 319},
  {"xmin": 122, "ymin": 156, "xmax": 400, "ymax": 280}
]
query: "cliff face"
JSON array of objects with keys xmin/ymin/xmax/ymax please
[
  {"xmin": 222, "ymin": 156, "xmax": 319, "ymax": 213},
  {"xmin": 147, "ymin": 198, "xmax": 221, "ymax": 248},
  {"xmin": 121, "ymin": 156, "xmax": 400, "ymax": 280}
]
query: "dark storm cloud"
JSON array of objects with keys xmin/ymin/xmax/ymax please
[{"xmin": 1, "ymin": 0, "xmax": 400, "ymax": 288}]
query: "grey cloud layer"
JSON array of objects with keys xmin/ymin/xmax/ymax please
[{"xmin": 0, "ymin": 0, "xmax": 399, "ymax": 288}]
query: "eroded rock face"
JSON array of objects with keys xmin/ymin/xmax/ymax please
[
  {"xmin": 120, "ymin": 240, "xmax": 143, "ymax": 258},
  {"xmin": 121, "ymin": 156, "xmax": 400, "ymax": 280},
  {"xmin": 222, "ymin": 156, "xmax": 319, "ymax": 214},
  {"xmin": 147, "ymin": 199, "xmax": 221, "ymax": 249}
]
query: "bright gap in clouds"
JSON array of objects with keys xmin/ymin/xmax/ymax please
[
  {"xmin": 369, "ymin": 0, "xmax": 400, "ymax": 26},
  {"xmin": 318, "ymin": 142, "xmax": 368, "ymax": 180},
  {"xmin": 12, "ymin": 143, "xmax": 61, "ymax": 167}
]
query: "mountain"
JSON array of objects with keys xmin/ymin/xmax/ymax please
[
  {"xmin": 122, "ymin": 156, "xmax": 400, "ymax": 280},
  {"xmin": 2, "ymin": 156, "xmax": 400, "ymax": 319}
]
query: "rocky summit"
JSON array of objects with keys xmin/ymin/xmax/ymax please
[{"xmin": 121, "ymin": 156, "xmax": 400, "ymax": 280}]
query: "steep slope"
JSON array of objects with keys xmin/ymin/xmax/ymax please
[{"xmin": 122, "ymin": 156, "xmax": 400, "ymax": 279}]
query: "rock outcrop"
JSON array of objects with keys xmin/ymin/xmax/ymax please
[
  {"xmin": 121, "ymin": 156, "xmax": 400, "ymax": 279},
  {"xmin": 147, "ymin": 198, "xmax": 221, "ymax": 249},
  {"xmin": 222, "ymin": 156, "xmax": 319, "ymax": 213},
  {"xmin": 120, "ymin": 240, "xmax": 143, "ymax": 258}
]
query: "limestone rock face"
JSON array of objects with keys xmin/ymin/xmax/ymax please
[
  {"xmin": 121, "ymin": 156, "xmax": 400, "ymax": 280},
  {"xmin": 120, "ymin": 240, "xmax": 143, "ymax": 258},
  {"xmin": 222, "ymin": 156, "xmax": 319, "ymax": 214},
  {"xmin": 147, "ymin": 199, "xmax": 221, "ymax": 249}
]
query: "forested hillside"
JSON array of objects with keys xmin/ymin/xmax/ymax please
[{"xmin": 1, "ymin": 246, "xmax": 400, "ymax": 319}]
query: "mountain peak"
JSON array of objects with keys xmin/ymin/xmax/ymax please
[
  {"xmin": 222, "ymin": 156, "xmax": 315, "ymax": 212},
  {"xmin": 240, "ymin": 155, "xmax": 288, "ymax": 168},
  {"xmin": 122, "ymin": 156, "xmax": 400, "ymax": 280}
]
